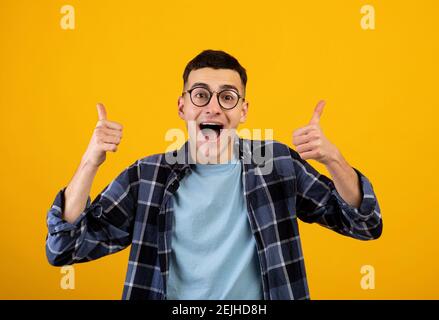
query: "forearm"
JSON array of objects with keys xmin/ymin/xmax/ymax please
[
  {"xmin": 325, "ymin": 150, "xmax": 362, "ymax": 209},
  {"xmin": 63, "ymin": 158, "xmax": 99, "ymax": 224}
]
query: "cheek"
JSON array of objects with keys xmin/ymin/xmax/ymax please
[
  {"xmin": 226, "ymin": 111, "xmax": 243, "ymax": 125},
  {"xmin": 182, "ymin": 106, "xmax": 201, "ymax": 121}
]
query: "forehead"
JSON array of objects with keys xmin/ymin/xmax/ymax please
[{"xmin": 186, "ymin": 68, "xmax": 243, "ymax": 91}]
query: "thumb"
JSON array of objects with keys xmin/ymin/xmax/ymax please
[
  {"xmin": 97, "ymin": 103, "xmax": 107, "ymax": 121},
  {"xmin": 309, "ymin": 100, "xmax": 325, "ymax": 125}
]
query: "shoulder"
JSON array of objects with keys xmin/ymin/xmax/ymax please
[
  {"xmin": 136, "ymin": 152, "xmax": 175, "ymax": 170},
  {"xmin": 125, "ymin": 152, "xmax": 174, "ymax": 182},
  {"xmin": 241, "ymin": 138, "xmax": 299, "ymax": 176},
  {"xmin": 241, "ymin": 138, "xmax": 295, "ymax": 157}
]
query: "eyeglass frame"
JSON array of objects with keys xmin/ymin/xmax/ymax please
[{"xmin": 182, "ymin": 86, "xmax": 245, "ymax": 110}]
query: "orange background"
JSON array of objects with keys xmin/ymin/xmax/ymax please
[{"xmin": 0, "ymin": 0, "xmax": 438, "ymax": 299}]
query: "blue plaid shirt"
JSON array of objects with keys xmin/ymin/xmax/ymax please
[{"xmin": 45, "ymin": 138, "xmax": 382, "ymax": 300}]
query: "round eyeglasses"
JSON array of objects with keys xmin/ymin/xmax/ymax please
[{"xmin": 182, "ymin": 87, "xmax": 244, "ymax": 110}]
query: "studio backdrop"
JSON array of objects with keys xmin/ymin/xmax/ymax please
[{"xmin": 0, "ymin": 0, "xmax": 437, "ymax": 299}]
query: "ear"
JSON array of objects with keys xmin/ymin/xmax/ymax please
[
  {"xmin": 239, "ymin": 100, "xmax": 249, "ymax": 123},
  {"xmin": 178, "ymin": 96, "xmax": 185, "ymax": 120}
]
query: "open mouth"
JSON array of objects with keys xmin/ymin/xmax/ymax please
[{"xmin": 199, "ymin": 122, "xmax": 224, "ymax": 140}]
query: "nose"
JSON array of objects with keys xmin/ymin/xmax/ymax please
[{"xmin": 204, "ymin": 93, "xmax": 223, "ymax": 115}]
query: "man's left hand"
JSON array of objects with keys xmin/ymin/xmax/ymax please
[{"xmin": 292, "ymin": 100, "xmax": 340, "ymax": 165}]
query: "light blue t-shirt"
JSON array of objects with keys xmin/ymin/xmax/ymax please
[{"xmin": 167, "ymin": 157, "xmax": 263, "ymax": 300}]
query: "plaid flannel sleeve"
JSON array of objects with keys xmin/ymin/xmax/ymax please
[
  {"xmin": 289, "ymin": 148, "xmax": 382, "ymax": 240},
  {"xmin": 45, "ymin": 161, "xmax": 139, "ymax": 266}
]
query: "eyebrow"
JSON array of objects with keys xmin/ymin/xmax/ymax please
[{"xmin": 190, "ymin": 82, "xmax": 240, "ymax": 94}]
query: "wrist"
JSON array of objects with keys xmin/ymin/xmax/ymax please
[
  {"xmin": 324, "ymin": 147, "xmax": 344, "ymax": 168},
  {"xmin": 80, "ymin": 156, "xmax": 101, "ymax": 172},
  {"xmin": 325, "ymin": 149, "xmax": 357, "ymax": 182}
]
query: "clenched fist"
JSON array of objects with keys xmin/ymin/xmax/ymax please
[{"xmin": 81, "ymin": 103, "xmax": 123, "ymax": 167}]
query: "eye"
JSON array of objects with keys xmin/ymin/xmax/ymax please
[
  {"xmin": 220, "ymin": 91, "xmax": 238, "ymax": 101},
  {"xmin": 195, "ymin": 92, "xmax": 207, "ymax": 98},
  {"xmin": 192, "ymin": 88, "xmax": 210, "ymax": 100}
]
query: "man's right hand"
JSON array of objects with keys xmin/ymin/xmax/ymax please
[{"xmin": 81, "ymin": 103, "xmax": 124, "ymax": 167}]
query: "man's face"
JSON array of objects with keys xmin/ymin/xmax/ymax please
[{"xmin": 178, "ymin": 67, "xmax": 249, "ymax": 162}]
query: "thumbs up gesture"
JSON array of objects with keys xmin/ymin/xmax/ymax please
[
  {"xmin": 81, "ymin": 103, "xmax": 124, "ymax": 167},
  {"xmin": 292, "ymin": 100, "xmax": 339, "ymax": 165}
]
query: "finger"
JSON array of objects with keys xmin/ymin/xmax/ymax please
[
  {"xmin": 293, "ymin": 124, "xmax": 319, "ymax": 137},
  {"xmin": 96, "ymin": 119, "xmax": 123, "ymax": 131},
  {"xmin": 295, "ymin": 142, "xmax": 316, "ymax": 154},
  {"xmin": 100, "ymin": 134, "xmax": 121, "ymax": 145},
  {"xmin": 97, "ymin": 103, "xmax": 107, "ymax": 121},
  {"xmin": 96, "ymin": 126, "xmax": 123, "ymax": 138},
  {"xmin": 309, "ymin": 100, "xmax": 325, "ymax": 125},
  {"xmin": 101, "ymin": 143, "xmax": 118, "ymax": 152},
  {"xmin": 298, "ymin": 150, "xmax": 316, "ymax": 160},
  {"xmin": 293, "ymin": 131, "xmax": 319, "ymax": 146}
]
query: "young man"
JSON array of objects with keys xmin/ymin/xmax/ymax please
[{"xmin": 45, "ymin": 50, "xmax": 382, "ymax": 300}]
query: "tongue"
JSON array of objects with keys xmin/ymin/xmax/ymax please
[{"xmin": 200, "ymin": 127, "xmax": 220, "ymax": 140}]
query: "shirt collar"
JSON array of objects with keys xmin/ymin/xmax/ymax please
[{"xmin": 169, "ymin": 134, "xmax": 252, "ymax": 174}]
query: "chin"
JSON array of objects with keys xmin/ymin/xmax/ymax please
[{"xmin": 194, "ymin": 137, "xmax": 232, "ymax": 164}]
